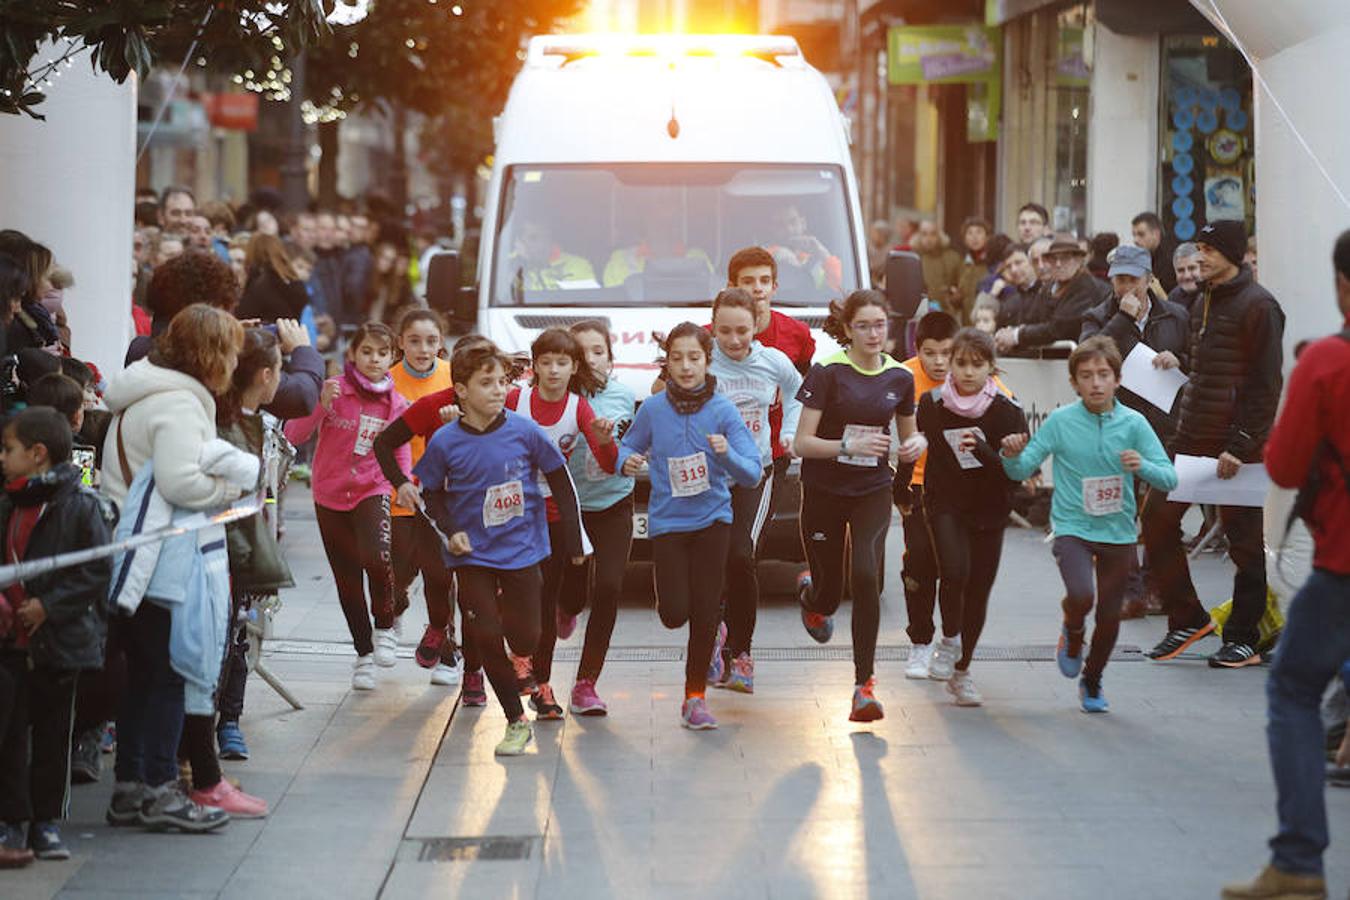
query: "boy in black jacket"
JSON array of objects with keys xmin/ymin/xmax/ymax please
[{"xmin": 0, "ymin": 407, "xmax": 115, "ymax": 860}]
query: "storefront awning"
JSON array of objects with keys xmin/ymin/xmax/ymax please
[{"xmin": 1095, "ymin": 0, "xmax": 1217, "ymax": 35}]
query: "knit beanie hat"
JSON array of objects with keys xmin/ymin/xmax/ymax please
[{"xmin": 1196, "ymin": 220, "xmax": 1247, "ymax": 267}]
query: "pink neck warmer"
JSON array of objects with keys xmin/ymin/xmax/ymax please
[
  {"xmin": 344, "ymin": 361, "xmax": 394, "ymax": 397},
  {"xmin": 940, "ymin": 373, "xmax": 997, "ymax": 419}
]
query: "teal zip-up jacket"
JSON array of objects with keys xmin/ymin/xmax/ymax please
[
  {"xmin": 1001, "ymin": 399, "xmax": 1177, "ymax": 544},
  {"xmin": 567, "ymin": 376, "xmax": 638, "ymax": 512}
]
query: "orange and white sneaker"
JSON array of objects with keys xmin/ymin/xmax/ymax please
[{"xmin": 849, "ymin": 678, "xmax": 884, "ymax": 722}]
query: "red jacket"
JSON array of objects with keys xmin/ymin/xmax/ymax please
[{"xmin": 1263, "ymin": 321, "xmax": 1350, "ymax": 575}]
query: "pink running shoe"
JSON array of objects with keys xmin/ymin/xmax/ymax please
[
  {"xmin": 461, "ymin": 669, "xmax": 487, "ymax": 707},
  {"xmin": 415, "ymin": 625, "xmax": 447, "ymax": 669},
  {"xmin": 569, "ymin": 678, "xmax": 608, "ymax": 716},
  {"xmin": 190, "ymin": 779, "xmax": 268, "ymax": 819},
  {"xmin": 680, "ymin": 697, "xmax": 718, "ymax": 730},
  {"xmin": 556, "ymin": 605, "xmax": 578, "ymax": 641}
]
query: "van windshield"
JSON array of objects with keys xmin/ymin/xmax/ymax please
[{"xmin": 490, "ymin": 164, "xmax": 860, "ymax": 307}]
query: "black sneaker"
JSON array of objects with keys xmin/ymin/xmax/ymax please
[
  {"xmin": 71, "ymin": 729, "xmax": 101, "ymax": 784},
  {"xmin": 28, "ymin": 822, "xmax": 70, "ymax": 860},
  {"xmin": 1209, "ymin": 641, "xmax": 1262, "ymax": 669},
  {"xmin": 105, "ymin": 782, "xmax": 151, "ymax": 827},
  {"xmin": 1145, "ymin": 621, "xmax": 1215, "ymax": 661},
  {"xmin": 138, "ymin": 784, "xmax": 230, "ymax": 833}
]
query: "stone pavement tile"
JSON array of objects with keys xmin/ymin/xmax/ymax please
[
  {"xmin": 218, "ymin": 855, "xmax": 393, "ymax": 900},
  {"xmin": 56, "ymin": 843, "xmax": 244, "ymax": 895},
  {"xmin": 405, "ymin": 760, "xmax": 557, "ymax": 838},
  {"xmin": 382, "ymin": 857, "xmax": 541, "ymax": 900},
  {"xmin": 59, "ymin": 892, "xmax": 219, "ymax": 900},
  {"xmin": 904, "ymin": 864, "xmax": 1108, "ymax": 900}
]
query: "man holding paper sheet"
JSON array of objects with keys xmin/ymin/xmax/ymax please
[{"xmin": 1142, "ymin": 220, "xmax": 1285, "ymax": 669}]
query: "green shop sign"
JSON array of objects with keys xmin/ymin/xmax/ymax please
[{"xmin": 887, "ymin": 25, "xmax": 1002, "ymax": 142}]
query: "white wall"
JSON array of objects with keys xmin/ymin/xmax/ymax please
[
  {"xmin": 1085, "ymin": 22, "xmax": 1160, "ymax": 238},
  {"xmin": 0, "ymin": 45, "xmax": 136, "ymax": 377},
  {"xmin": 1189, "ymin": 0, "xmax": 1350, "ymax": 350}
]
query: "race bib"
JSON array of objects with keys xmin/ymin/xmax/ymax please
[
  {"xmin": 483, "ymin": 480, "xmax": 525, "ymax": 527},
  {"xmin": 942, "ymin": 427, "xmax": 986, "ymax": 470},
  {"xmin": 1083, "ymin": 475, "xmax": 1125, "ymax": 516},
  {"xmin": 734, "ymin": 395, "xmax": 764, "ymax": 438},
  {"xmin": 838, "ymin": 424, "xmax": 884, "ymax": 467},
  {"xmin": 353, "ymin": 414, "xmax": 386, "ymax": 457},
  {"xmin": 667, "ymin": 452, "xmax": 710, "ymax": 497}
]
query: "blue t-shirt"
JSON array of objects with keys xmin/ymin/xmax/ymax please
[
  {"xmin": 796, "ymin": 350, "xmax": 916, "ymax": 497},
  {"xmin": 413, "ymin": 410, "xmax": 565, "ymax": 570}
]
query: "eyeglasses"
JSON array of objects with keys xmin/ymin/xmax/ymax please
[{"xmin": 851, "ymin": 321, "xmax": 888, "ymax": 333}]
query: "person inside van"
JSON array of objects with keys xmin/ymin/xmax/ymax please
[
  {"xmin": 602, "ymin": 204, "xmax": 713, "ymax": 288},
  {"xmin": 765, "ymin": 204, "xmax": 841, "ymax": 294},
  {"xmin": 507, "ymin": 220, "xmax": 597, "ymax": 295}
]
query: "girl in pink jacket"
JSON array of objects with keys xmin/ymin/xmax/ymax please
[{"xmin": 285, "ymin": 323, "xmax": 410, "ymax": 691}]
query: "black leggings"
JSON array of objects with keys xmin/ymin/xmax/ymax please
[
  {"xmin": 531, "ymin": 521, "xmax": 568, "ymax": 686},
  {"xmin": 315, "ymin": 496, "xmax": 394, "ymax": 657},
  {"xmin": 560, "ymin": 495, "xmax": 634, "ymax": 683},
  {"xmin": 927, "ymin": 510, "xmax": 1005, "ymax": 671},
  {"xmin": 900, "ymin": 487, "xmax": 940, "ymax": 645},
  {"xmin": 800, "ymin": 484, "xmax": 891, "ymax": 685},
  {"xmin": 1053, "ymin": 536, "xmax": 1133, "ymax": 681},
  {"xmin": 455, "ymin": 565, "xmax": 542, "ymax": 721},
  {"xmin": 392, "ymin": 515, "xmax": 478, "ymax": 669},
  {"xmin": 724, "ymin": 466, "xmax": 773, "ymax": 656},
  {"xmin": 652, "ymin": 523, "xmax": 731, "ymax": 696},
  {"xmin": 178, "ymin": 714, "xmax": 222, "ymax": 791}
]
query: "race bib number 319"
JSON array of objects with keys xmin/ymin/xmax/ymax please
[{"xmin": 667, "ymin": 452, "xmax": 710, "ymax": 497}]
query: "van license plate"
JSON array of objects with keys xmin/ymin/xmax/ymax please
[{"xmin": 632, "ymin": 513, "xmax": 649, "ymax": 539}]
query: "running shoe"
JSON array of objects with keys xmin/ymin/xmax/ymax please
[
  {"xmin": 138, "ymin": 784, "xmax": 230, "ymax": 833},
  {"xmin": 570, "ymin": 678, "xmax": 608, "ymax": 716},
  {"xmin": 849, "ymin": 678, "xmax": 884, "ymax": 722},
  {"xmin": 1079, "ymin": 678, "xmax": 1110, "ymax": 714},
  {"xmin": 947, "ymin": 671, "xmax": 983, "ymax": 707},
  {"xmin": 105, "ymin": 782, "xmax": 151, "ymax": 827},
  {"xmin": 0, "ymin": 833, "xmax": 32, "ymax": 868},
  {"xmin": 495, "ymin": 719, "xmax": 534, "ymax": 756},
  {"xmin": 71, "ymin": 727, "xmax": 102, "ymax": 783},
  {"xmin": 415, "ymin": 624, "xmax": 447, "ymax": 669},
  {"xmin": 556, "ymin": 605, "xmax": 578, "ymax": 641},
  {"xmin": 190, "ymin": 779, "xmax": 268, "ymax": 819},
  {"xmin": 724, "ymin": 652, "xmax": 754, "ymax": 694},
  {"xmin": 431, "ymin": 661, "xmax": 461, "ymax": 686},
  {"xmin": 216, "ymin": 720, "xmax": 249, "ymax": 761},
  {"xmin": 373, "ymin": 627, "xmax": 399, "ymax": 667},
  {"xmin": 530, "ymin": 683, "xmax": 565, "ymax": 720},
  {"xmin": 681, "ymin": 696, "xmax": 718, "ymax": 730},
  {"xmin": 708, "ymin": 620, "xmax": 728, "ymax": 685},
  {"xmin": 1056, "ymin": 625, "xmax": 1084, "ymax": 679},
  {"xmin": 1221, "ymin": 865, "xmax": 1327, "ymax": 900},
  {"xmin": 797, "ymin": 573, "xmax": 833, "ymax": 644},
  {"xmin": 1145, "ymin": 621, "xmax": 1215, "ymax": 660},
  {"xmin": 27, "ymin": 822, "xmax": 69, "ymax": 860},
  {"xmin": 460, "ymin": 669, "xmax": 488, "ymax": 707},
  {"xmin": 928, "ymin": 638, "xmax": 959, "ymax": 681},
  {"xmin": 1209, "ymin": 641, "xmax": 1262, "ymax": 669},
  {"xmin": 510, "ymin": 652, "xmax": 536, "ymax": 695},
  {"xmin": 351, "ymin": 654, "xmax": 376, "ymax": 691},
  {"xmin": 904, "ymin": 643, "xmax": 933, "ymax": 680}
]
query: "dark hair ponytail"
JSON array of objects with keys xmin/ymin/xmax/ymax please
[
  {"xmin": 823, "ymin": 289, "xmax": 888, "ymax": 346},
  {"xmin": 218, "ymin": 327, "xmax": 281, "ymax": 427},
  {"xmin": 530, "ymin": 327, "xmax": 601, "ymax": 396}
]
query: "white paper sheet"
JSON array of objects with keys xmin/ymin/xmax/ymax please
[
  {"xmin": 1121, "ymin": 343, "xmax": 1188, "ymax": 413},
  {"xmin": 1167, "ymin": 454, "xmax": 1270, "ymax": 507}
]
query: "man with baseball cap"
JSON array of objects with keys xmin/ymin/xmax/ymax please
[
  {"xmin": 1142, "ymin": 219, "xmax": 1286, "ymax": 669},
  {"xmin": 1080, "ymin": 243, "xmax": 1191, "ymax": 617},
  {"xmin": 995, "ymin": 236, "xmax": 1111, "ymax": 355}
]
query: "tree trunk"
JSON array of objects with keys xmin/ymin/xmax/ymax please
[
  {"xmin": 318, "ymin": 118, "xmax": 340, "ymax": 207},
  {"xmin": 279, "ymin": 51, "xmax": 310, "ymax": 212}
]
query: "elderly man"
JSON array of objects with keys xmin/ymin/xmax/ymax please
[
  {"xmin": 1168, "ymin": 241, "xmax": 1203, "ymax": 311},
  {"xmin": 1142, "ymin": 220, "xmax": 1285, "ymax": 669},
  {"xmin": 995, "ymin": 237, "xmax": 1110, "ymax": 353}
]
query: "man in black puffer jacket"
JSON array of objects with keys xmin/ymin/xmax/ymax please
[{"xmin": 1141, "ymin": 220, "xmax": 1285, "ymax": 670}]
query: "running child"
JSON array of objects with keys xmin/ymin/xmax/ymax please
[
  {"xmin": 705, "ymin": 288, "xmax": 802, "ymax": 692},
  {"xmin": 1000, "ymin": 335, "xmax": 1177, "ymax": 712},
  {"xmin": 617, "ymin": 323, "xmax": 762, "ymax": 730},
  {"xmin": 415, "ymin": 342, "xmax": 587, "ymax": 756},
  {"xmin": 505, "ymin": 329, "xmax": 616, "ymax": 721},
  {"xmin": 912, "ymin": 328, "xmax": 1026, "ymax": 706},
  {"xmin": 386, "ymin": 309, "xmax": 463, "ymax": 687},
  {"xmin": 557, "ymin": 321, "xmax": 637, "ymax": 716},
  {"xmin": 284, "ymin": 323, "xmax": 409, "ymax": 691},
  {"xmin": 794, "ymin": 290, "xmax": 926, "ymax": 722},
  {"xmin": 374, "ymin": 334, "xmax": 494, "ymax": 705}
]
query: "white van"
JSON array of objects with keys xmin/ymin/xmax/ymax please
[{"xmin": 428, "ymin": 34, "xmax": 924, "ymax": 559}]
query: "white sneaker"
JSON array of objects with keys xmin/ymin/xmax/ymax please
[
  {"xmin": 928, "ymin": 637, "xmax": 960, "ymax": 681},
  {"xmin": 391, "ymin": 614, "xmax": 404, "ymax": 640},
  {"xmin": 905, "ymin": 643, "xmax": 933, "ymax": 680},
  {"xmin": 352, "ymin": 655, "xmax": 376, "ymax": 691},
  {"xmin": 430, "ymin": 661, "xmax": 461, "ymax": 686},
  {"xmin": 947, "ymin": 671, "xmax": 983, "ymax": 707},
  {"xmin": 373, "ymin": 628, "xmax": 398, "ymax": 668}
]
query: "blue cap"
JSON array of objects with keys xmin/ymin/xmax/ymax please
[{"xmin": 1107, "ymin": 244, "xmax": 1152, "ymax": 278}]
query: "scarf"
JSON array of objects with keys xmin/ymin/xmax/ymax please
[
  {"xmin": 940, "ymin": 373, "xmax": 997, "ymax": 419},
  {"xmin": 665, "ymin": 374, "xmax": 717, "ymax": 415},
  {"xmin": 344, "ymin": 360, "xmax": 395, "ymax": 398}
]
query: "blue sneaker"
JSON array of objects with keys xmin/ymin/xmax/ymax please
[
  {"xmin": 797, "ymin": 573, "xmax": 833, "ymax": 644},
  {"xmin": 1056, "ymin": 626, "xmax": 1084, "ymax": 679},
  {"xmin": 28, "ymin": 821, "xmax": 70, "ymax": 860},
  {"xmin": 708, "ymin": 620, "xmax": 727, "ymax": 685},
  {"xmin": 1079, "ymin": 678, "xmax": 1109, "ymax": 714},
  {"xmin": 216, "ymin": 721, "xmax": 249, "ymax": 761}
]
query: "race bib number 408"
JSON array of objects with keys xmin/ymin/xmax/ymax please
[{"xmin": 483, "ymin": 480, "xmax": 524, "ymax": 527}]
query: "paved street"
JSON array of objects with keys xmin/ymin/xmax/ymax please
[{"xmin": 7, "ymin": 486, "xmax": 1348, "ymax": 899}]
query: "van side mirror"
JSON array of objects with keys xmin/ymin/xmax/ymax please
[
  {"xmin": 426, "ymin": 251, "xmax": 476, "ymax": 331},
  {"xmin": 884, "ymin": 250, "xmax": 925, "ymax": 320}
]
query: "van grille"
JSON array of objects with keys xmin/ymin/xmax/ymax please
[
  {"xmin": 793, "ymin": 315, "xmax": 826, "ymax": 329},
  {"xmin": 513, "ymin": 315, "xmax": 611, "ymax": 329}
]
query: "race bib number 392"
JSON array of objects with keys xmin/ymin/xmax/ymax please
[
  {"xmin": 483, "ymin": 480, "xmax": 524, "ymax": 527},
  {"xmin": 1083, "ymin": 475, "xmax": 1124, "ymax": 517}
]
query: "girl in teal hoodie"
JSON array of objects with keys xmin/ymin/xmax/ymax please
[{"xmin": 1001, "ymin": 336, "xmax": 1177, "ymax": 713}]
